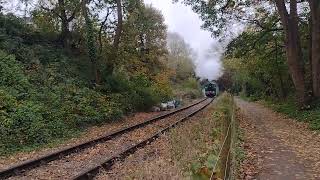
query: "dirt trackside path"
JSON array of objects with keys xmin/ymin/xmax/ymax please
[{"xmin": 236, "ymin": 98, "xmax": 320, "ymax": 180}]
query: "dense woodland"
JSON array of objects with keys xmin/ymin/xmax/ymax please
[
  {"xmin": 179, "ymin": 0, "xmax": 319, "ymax": 105},
  {"xmin": 0, "ymin": 0, "xmax": 200, "ymax": 155},
  {"xmin": 177, "ymin": 0, "xmax": 320, "ymax": 128}
]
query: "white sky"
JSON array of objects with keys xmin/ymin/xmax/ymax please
[{"xmin": 144, "ymin": 0, "xmax": 223, "ymax": 80}]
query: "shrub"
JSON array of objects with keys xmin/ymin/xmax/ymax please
[
  {"xmin": 0, "ymin": 50, "xmax": 125, "ymax": 155},
  {"xmin": 264, "ymin": 98, "xmax": 320, "ymax": 131},
  {"xmin": 0, "ymin": 50, "xmax": 30, "ymax": 94},
  {"xmin": 182, "ymin": 77, "xmax": 200, "ymax": 90},
  {"xmin": 101, "ymin": 73, "xmax": 172, "ymax": 112},
  {"xmin": 9, "ymin": 102, "xmax": 50, "ymax": 145},
  {"xmin": 151, "ymin": 72, "xmax": 173, "ymax": 102},
  {"xmin": 0, "ymin": 91, "xmax": 50, "ymax": 153}
]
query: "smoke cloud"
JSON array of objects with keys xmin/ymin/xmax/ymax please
[
  {"xmin": 144, "ymin": 0, "xmax": 224, "ymax": 80},
  {"xmin": 195, "ymin": 43, "xmax": 224, "ymax": 80}
]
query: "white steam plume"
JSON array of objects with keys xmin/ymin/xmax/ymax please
[{"xmin": 194, "ymin": 43, "xmax": 224, "ymax": 81}]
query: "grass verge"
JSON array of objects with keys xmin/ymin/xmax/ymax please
[
  {"xmin": 261, "ymin": 98, "xmax": 320, "ymax": 130},
  {"xmin": 239, "ymin": 94, "xmax": 320, "ymax": 131},
  {"xmin": 231, "ymin": 109, "xmax": 246, "ymax": 179},
  {"xmin": 169, "ymin": 93, "xmax": 235, "ymax": 179}
]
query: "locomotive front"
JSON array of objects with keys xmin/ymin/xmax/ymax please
[{"xmin": 204, "ymin": 83, "xmax": 217, "ymax": 98}]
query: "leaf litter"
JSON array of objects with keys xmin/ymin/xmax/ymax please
[{"xmin": 236, "ymin": 98, "xmax": 320, "ymax": 180}]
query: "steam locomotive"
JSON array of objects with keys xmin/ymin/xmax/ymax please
[{"xmin": 203, "ymin": 81, "xmax": 219, "ymax": 98}]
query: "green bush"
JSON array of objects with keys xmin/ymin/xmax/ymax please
[
  {"xmin": 172, "ymin": 77, "xmax": 202, "ymax": 101},
  {"xmin": 182, "ymin": 77, "xmax": 200, "ymax": 90},
  {"xmin": 0, "ymin": 50, "xmax": 125, "ymax": 155},
  {"xmin": 0, "ymin": 90, "xmax": 49, "ymax": 152},
  {"xmin": 9, "ymin": 102, "xmax": 49, "ymax": 145},
  {"xmin": 130, "ymin": 75, "xmax": 160, "ymax": 111},
  {"xmin": 0, "ymin": 51, "xmax": 30, "ymax": 94},
  {"xmin": 264, "ymin": 98, "xmax": 320, "ymax": 131},
  {"xmin": 102, "ymin": 74, "xmax": 167, "ymax": 112},
  {"xmin": 0, "ymin": 89, "xmax": 17, "ymax": 121}
]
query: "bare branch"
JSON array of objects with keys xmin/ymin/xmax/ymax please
[
  {"xmin": 67, "ymin": 0, "xmax": 83, "ymax": 22},
  {"xmin": 40, "ymin": 5, "xmax": 62, "ymax": 19}
]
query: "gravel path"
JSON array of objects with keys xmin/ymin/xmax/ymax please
[
  {"xmin": 8, "ymin": 99, "xmax": 209, "ymax": 179},
  {"xmin": 236, "ymin": 98, "xmax": 320, "ymax": 180}
]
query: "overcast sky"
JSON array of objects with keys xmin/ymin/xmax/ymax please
[{"xmin": 144, "ymin": 0, "xmax": 223, "ymax": 80}]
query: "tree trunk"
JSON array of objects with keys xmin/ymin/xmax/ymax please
[
  {"xmin": 107, "ymin": 0, "xmax": 123, "ymax": 74},
  {"xmin": 309, "ymin": 0, "xmax": 320, "ymax": 98},
  {"xmin": 58, "ymin": 0, "xmax": 70, "ymax": 47},
  {"xmin": 60, "ymin": 20, "xmax": 70, "ymax": 47},
  {"xmin": 275, "ymin": 38, "xmax": 286, "ymax": 99},
  {"xmin": 307, "ymin": 16, "xmax": 313, "ymax": 97},
  {"xmin": 114, "ymin": 0, "xmax": 123, "ymax": 50},
  {"xmin": 278, "ymin": 70, "xmax": 286, "ymax": 98},
  {"xmin": 275, "ymin": 0, "xmax": 306, "ymax": 106},
  {"xmin": 82, "ymin": 0, "xmax": 100, "ymax": 84}
]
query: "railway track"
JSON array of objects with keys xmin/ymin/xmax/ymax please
[{"xmin": 0, "ymin": 98, "xmax": 212, "ymax": 180}]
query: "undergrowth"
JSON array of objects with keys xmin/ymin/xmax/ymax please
[
  {"xmin": 262, "ymin": 98, "xmax": 320, "ymax": 130},
  {"xmin": 231, "ymin": 114, "xmax": 245, "ymax": 179},
  {"xmin": 0, "ymin": 14, "xmax": 172, "ymax": 156},
  {"xmin": 172, "ymin": 77, "xmax": 203, "ymax": 101},
  {"xmin": 169, "ymin": 93, "xmax": 234, "ymax": 180}
]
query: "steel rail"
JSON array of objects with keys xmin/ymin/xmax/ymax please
[
  {"xmin": 73, "ymin": 98, "xmax": 213, "ymax": 180},
  {"xmin": 0, "ymin": 98, "xmax": 207, "ymax": 179}
]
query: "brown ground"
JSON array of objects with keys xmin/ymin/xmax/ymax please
[
  {"xmin": 0, "ymin": 98, "xmax": 201, "ymax": 170},
  {"xmin": 0, "ymin": 111, "xmax": 163, "ymax": 170},
  {"xmin": 96, "ymin": 135, "xmax": 184, "ymax": 180},
  {"xmin": 95, "ymin": 99, "xmax": 217, "ymax": 180},
  {"xmin": 236, "ymin": 98, "xmax": 320, "ymax": 180},
  {"xmin": 6, "ymin": 99, "xmax": 208, "ymax": 179}
]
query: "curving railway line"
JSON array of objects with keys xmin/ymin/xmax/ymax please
[{"xmin": 0, "ymin": 98, "xmax": 213, "ymax": 180}]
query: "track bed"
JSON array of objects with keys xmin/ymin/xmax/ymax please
[{"xmin": 1, "ymin": 98, "xmax": 212, "ymax": 180}]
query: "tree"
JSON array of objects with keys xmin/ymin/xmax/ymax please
[
  {"xmin": 308, "ymin": 0, "xmax": 320, "ymax": 97},
  {"xmin": 167, "ymin": 32, "xmax": 194, "ymax": 59},
  {"xmin": 0, "ymin": 1, "xmax": 4, "ymax": 12},
  {"xmin": 97, "ymin": 0, "xmax": 124, "ymax": 74},
  {"xmin": 19, "ymin": 0, "xmax": 33, "ymax": 20},
  {"xmin": 39, "ymin": 0, "xmax": 82, "ymax": 47},
  {"xmin": 224, "ymin": 28, "xmax": 291, "ymax": 99},
  {"xmin": 117, "ymin": 4, "xmax": 168, "ymax": 78},
  {"xmin": 107, "ymin": 0, "xmax": 123, "ymax": 74},
  {"xmin": 82, "ymin": 0, "xmax": 99, "ymax": 84},
  {"xmin": 113, "ymin": 0, "xmax": 123, "ymax": 52},
  {"xmin": 167, "ymin": 32, "xmax": 196, "ymax": 82},
  {"xmin": 275, "ymin": 0, "xmax": 306, "ymax": 105}
]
